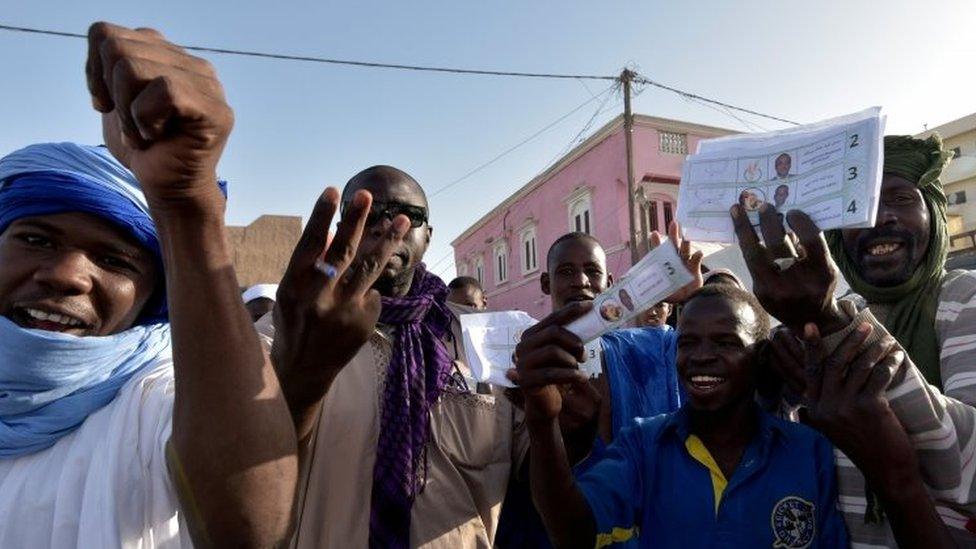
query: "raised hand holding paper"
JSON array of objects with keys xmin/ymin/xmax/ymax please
[
  {"xmin": 460, "ymin": 310, "xmax": 603, "ymax": 388},
  {"xmin": 566, "ymin": 238, "xmax": 693, "ymax": 343},
  {"xmin": 677, "ymin": 107, "xmax": 885, "ymax": 243}
]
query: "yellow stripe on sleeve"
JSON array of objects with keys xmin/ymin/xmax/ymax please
[{"xmin": 595, "ymin": 526, "xmax": 638, "ymax": 548}]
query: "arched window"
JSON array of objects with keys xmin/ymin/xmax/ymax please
[
  {"xmin": 493, "ymin": 240, "xmax": 509, "ymax": 284},
  {"xmin": 474, "ymin": 256, "xmax": 485, "ymax": 285},
  {"xmin": 519, "ymin": 225, "xmax": 538, "ymax": 274},
  {"xmin": 568, "ymin": 195, "xmax": 592, "ymax": 234},
  {"xmin": 643, "ymin": 193, "xmax": 676, "ymax": 234}
]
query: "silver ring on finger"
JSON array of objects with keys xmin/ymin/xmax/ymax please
[
  {"xmin": 314, "ymin": 258, "xmax": 339, "ymax": 279},
  {"xmin": 774, "ymin": 257, "xmax": 797, "ymax": 271}
]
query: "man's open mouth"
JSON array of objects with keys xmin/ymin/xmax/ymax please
[
  {"xmin": 866, "ymin": 241, "xmax": 903, "ymax": 257},
  {"xmin": 686, "ymin": 374, "xmax": 726, "ymax": 392},
  {"xmin": 10, "ymin": 306, "xmax": 90, "ymax": 333}
]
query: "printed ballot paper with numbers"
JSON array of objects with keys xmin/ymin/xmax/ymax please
[
  {"xmin": 460, "ymin": 240, "xmax": 692, "ymax": 388},
  {"xmin": 677, "ymin": 107, "xmax": 885, "ymax": 243},
  {"xmin": 565, "ymin": 239, "xmax": 693, "ymax": 342}
]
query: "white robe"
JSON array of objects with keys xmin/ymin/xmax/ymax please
[{"xmin": 0, "ymin": 361, "xmax": 188, "ymax": 548}]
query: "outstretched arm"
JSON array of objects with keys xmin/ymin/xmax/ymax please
[
  {"xmin": 800, "ymin": 323, "xmax": 955, "ymax": 548},
  {"xmin": 736, "ymin": 205, "xmax": 976, "ymax": 519},
  {"xmin": 87, "ymin": 23, "xmax": 297, "ymax": 546},
  {"xmin": 509, "ymin": 303, "xmax": 599, "ymax": 549}
]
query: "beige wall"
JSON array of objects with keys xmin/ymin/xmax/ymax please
[
  {"xmin": 228, "ymin": 215, "xmax": 303, "ymax": 288},
  {"xmin": 917, "ymin": 121, "xmax": 976, "ymax": 251},
  {"xmin": 943, "ymin": 131, "xmax": 976, "ymax": 251}
]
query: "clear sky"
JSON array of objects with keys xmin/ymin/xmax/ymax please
[{"xmin": 2, "ymin": 1, "xmax": 974, "ymax": 280}]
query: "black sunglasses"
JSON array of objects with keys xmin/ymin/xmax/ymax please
[{"xmin": 343, "ymin": 200, "xmax": 428, "ymax": 229}]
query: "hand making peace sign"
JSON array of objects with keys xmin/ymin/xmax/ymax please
[{"xmin": 272, "ymin": 188, "xmax": 409, "ymax": 437}]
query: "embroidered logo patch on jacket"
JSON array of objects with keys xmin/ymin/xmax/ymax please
[{"xmin": 771, "ymin": 496, "xmax": 815, "ymax": 548}]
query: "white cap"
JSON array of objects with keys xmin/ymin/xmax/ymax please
[{"xmin": 242, "ymin": 283, "xmax": 279, "ymax": 303}]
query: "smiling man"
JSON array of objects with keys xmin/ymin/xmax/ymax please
[
  {"xmin": 514, "ymin": 284, "xmax": 849, "ymax": 548},
  {"xmin": 0, "ymin": 23, "xmax": 298, "ymax": 547},
  {"xmin": 829, "ymin": 136, "xmax": 959, "ymax": 388},
  {"xmin": 496, "ymin": 231, "xmax": 694, "ymax": 549},
  {"xmin": 731, "ymin": 132, "xmax": 976, "ymax": 546},
  {"xmin": 539, "ymin": 231, "xmax": 689, "ymax": 448}
]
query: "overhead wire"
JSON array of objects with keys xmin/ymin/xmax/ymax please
[
  {"xmin": 633, "ymin": 73, "xmax": 800, "ymax": 126},
  {"xmin": 679, "ymin": 94, "xmax": 768, "ymax": 132},
  {"xmin": 426, "ymin": 83, "xmax": 617, "ymax": 198},
  {"xmin": 427, "ymin": 248, "xmax": 455, "ymax": 269},
  {"xmin": 0, "ymin": 23, "xmax": 799, "ymax": 127},
  {"xmin": 0, "ymin": 22, "xmax": 805, "ymax": 281},
  {"xmin": 0, "ymin": 23, "xmax": 616, "ymax": 81},
  {"xmin": 544, "ymin": 81, "xmax": 620, "ymax": 168}
]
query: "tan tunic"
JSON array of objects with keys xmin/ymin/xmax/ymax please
[{"xmin": 257, "ymin": 305, "xmax": 528, "ymax": 548}]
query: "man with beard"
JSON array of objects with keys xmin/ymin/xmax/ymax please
[
  {"xmin": 0, "ymin": 23, "xmax": 299, "ymax": 547},
  {"xmin": 261, "ymin": 166, "xmax": 601, "ymax": 548},
  {"xmin": 732, "ymin": 134, "xmax": 976, "ymax": 546}
]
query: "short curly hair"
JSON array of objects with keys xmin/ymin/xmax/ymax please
[{"xmin": 683, "ymin": 284, "xmax": 771, "ymax": 341}]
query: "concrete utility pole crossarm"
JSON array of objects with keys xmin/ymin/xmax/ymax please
[{"xmin": 621, "ymin": 68, "xmax": 640, "ymax": 266}]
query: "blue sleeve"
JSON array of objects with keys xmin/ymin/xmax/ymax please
[
  {"xmin": 577, "ymin": 423, "xmax": 646, "ymax": 545},
  {"xmin": 813, "ymin": 436, "xmax": 850, "ymax": 548},
  {"xmin": 663, "ymin": 329, "xmax": 683, "ymax": 408}
]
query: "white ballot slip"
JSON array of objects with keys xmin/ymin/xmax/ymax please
[
  {"xmin": 460, "ymin": 310, "xmax": 535, "ymax": 388},
  {"xmin": 460, "ymin": 314, "xmax": 606, "ymax": 388},
  {"xmin": 566, "ymin": 239, "xmax": 693, "ymax": 343},
  {"xmin": 677, "ymin": 107, "xmax": 886, "ymax": 243}
]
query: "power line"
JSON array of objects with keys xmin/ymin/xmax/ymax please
[
  {"xmin": 544, "ymin": 83, "xmax": 620, "ymax": 169},
  {"xmin": 633, "ymin": 73, "xmax": 800, "ymax": 126},
  {"xmin": 427, "ymin": 83, "xmax": 617, "ymax": 198},
  {"xmin": 0, "ymin": 23, "xmax": 800, "ymax": 129},
  {"xmin": 427, "ymin": 245, "xmax": 457, "ymax": 271},
  {"xmin": 0, "ymin": 23, "xmax": 616, "ymax": 82},
  {"xmin": 680, "ymin": 94, "xmax": 768, "ymax": 132}
]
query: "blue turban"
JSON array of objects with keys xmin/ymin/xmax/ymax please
[
  {"xmin": 0, "ymin": 143, "xmax": 167, "ymax": 322},
  {"xmin": 0, "ymin": 143, "xmax": 192, "ymax": 457}
]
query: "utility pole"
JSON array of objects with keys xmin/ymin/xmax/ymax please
[{"xmin": 621, "ymin": 68, "xmax": 640, "ymax": 265}]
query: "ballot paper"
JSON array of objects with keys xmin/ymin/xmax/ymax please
[
  {"xmin": 566, "ymin": 239, "xmax": 694, "ymax": 343},
  {"xmin": 677, "ymin": 107, "xmax": 886, "ymax": 243},
  {"xmin": 460, "ymin": 310, "xmax": 602, "ymax": 388}
]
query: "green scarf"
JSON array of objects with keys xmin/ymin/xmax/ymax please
[{"xmin": 825, "ymin": 135, "xmax": 953, "ymax": 388}]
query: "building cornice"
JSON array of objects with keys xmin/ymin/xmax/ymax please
[
  {"xmin": 915, "ymin": 112, "xmax": 976, "ymax": 141},
  {"xmin": 450, "ymin": 114, "xmax": 736, "ymax": 247}
]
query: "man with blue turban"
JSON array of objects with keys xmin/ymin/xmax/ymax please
[{"xmin": 0, "ymin": 23, "xmax": 302, "ymax": 546}]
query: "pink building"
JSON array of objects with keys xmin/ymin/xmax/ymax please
[{"xmin": 450, "ymin": 114, "xmax": 734, "ymax": 319}]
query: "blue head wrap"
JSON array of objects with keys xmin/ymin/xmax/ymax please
[
  {"xmin": 0, "ymin": 143, "xmax": 166, "ymax": 322},
  {"xmin": 0, "ymin": 142, "xmax": 181, "ymax": 458}
]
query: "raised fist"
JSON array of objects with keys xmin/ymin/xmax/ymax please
[{"xmin": 86, "ymin": 22, "xmax": 233, "ymax": 206}]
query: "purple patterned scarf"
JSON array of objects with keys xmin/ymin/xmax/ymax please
[{"xmin": 370, "ymin": 264, "xmax": 454, "ymax": 548}]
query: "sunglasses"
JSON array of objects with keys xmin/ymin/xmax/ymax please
[{"xmin": 342, "ymin": 200, "xmax": 428, "ymax": 229}]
